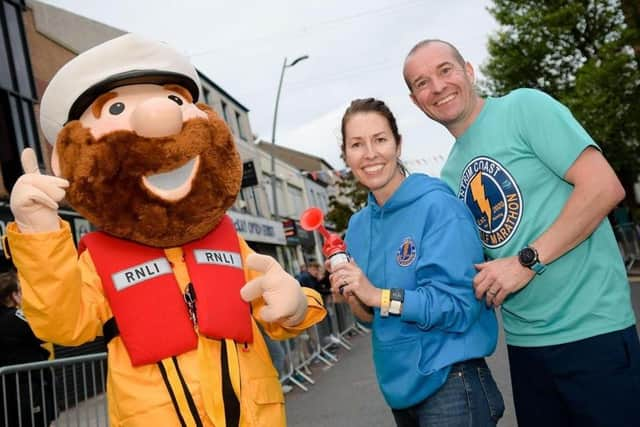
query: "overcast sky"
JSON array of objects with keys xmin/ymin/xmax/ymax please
[{"xmin": 40, "ymin": 0, "xmax": 497, "ymax": 176}]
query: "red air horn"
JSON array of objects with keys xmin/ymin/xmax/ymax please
[{"xmin": 300, "ymin": 207, "xmax": 349, "ymax": 270}]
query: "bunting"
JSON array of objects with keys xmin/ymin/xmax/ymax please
[{"xmin": 298, "ymin": 155, "xmax": 447, "ymax": 181}]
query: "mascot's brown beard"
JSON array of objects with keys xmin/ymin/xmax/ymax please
[{"xmin": 55, "ymin": 105, "xmax": 242, "ymax": 247}]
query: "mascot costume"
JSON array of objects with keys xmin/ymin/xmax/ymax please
[{"xmin": 5, "ymin": 34, "xmax": 325, "ymax": 427}]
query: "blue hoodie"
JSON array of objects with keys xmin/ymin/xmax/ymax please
[{"xmin": 345, "ymin": 173, "xmax": 498, "ymax": 409}]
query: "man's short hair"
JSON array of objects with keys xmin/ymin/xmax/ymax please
[{"xmin": 403, "ymin": 39, "xmax": 466, "ymax": 89}]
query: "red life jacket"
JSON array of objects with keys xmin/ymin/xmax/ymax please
[{"xmin": 79, "ymin": 215, "xmax": 253, "ymax": 366}]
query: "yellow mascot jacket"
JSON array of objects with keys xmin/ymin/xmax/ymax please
[{"xmin": 7, "ymin": 221, "xmax": 325, "ymax": 427}]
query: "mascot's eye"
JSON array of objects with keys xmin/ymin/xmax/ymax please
[
  {"xmin": 109, "ymin": 102, "xmax": 125, "ymax": 115},
  {"xmin": 168, "ymin": 95, "xmax": 183, "ymax": 106}
]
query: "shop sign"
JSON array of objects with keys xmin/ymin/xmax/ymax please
[{"xmin": 227, "ymin": 211, "xmax": 286, "ymax": 245}]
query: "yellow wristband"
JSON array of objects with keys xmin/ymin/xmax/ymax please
[{"xmin": 380, "ymin": 289, "xmax": 391, "ymax": 317}]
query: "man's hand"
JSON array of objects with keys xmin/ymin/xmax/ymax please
[
  {"xmin": 10, "ymin": 148, "xmax": 69, "ymax": 233},
  {"xmin": 240, "ymin": 253, "xmax": 307, "ymax": 326},
  {"xmin": 473, "ymin": 256, "xmax": 535, "ymax": 306}
]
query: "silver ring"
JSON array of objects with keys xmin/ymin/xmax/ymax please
[{"xmin": 488, "ymin": 289, "xmax": 497, "ymax": 296}]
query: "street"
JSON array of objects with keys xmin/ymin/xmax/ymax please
[{"xmin": 285, "ymin": 281, "xmax": 640, "ymax": 427}]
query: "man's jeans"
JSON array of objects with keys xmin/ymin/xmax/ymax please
[{"xmin": 392, "ymin": 358, "xmax": 504, "ymax": 427}]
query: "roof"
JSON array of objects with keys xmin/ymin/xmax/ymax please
[
  {"xmin": 197, "ymin": 71, "xmax": 249, "ymax": 113},
  {"xmin": 256, "ymin": 141, "xmax": 335, "ymax": 172}
]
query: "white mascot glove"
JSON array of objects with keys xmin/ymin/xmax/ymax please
[
  {"xmin": 9, "ymin": 148, "xmax": 69, "ymax": 233},
  {"xmin": 240, "ymin": 253, "xmax": 308, "ymax": 327}
]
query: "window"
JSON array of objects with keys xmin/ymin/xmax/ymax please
[
  {"xmin": 0, "ymin": 93, "xmax": 20, "ymax": 191},
  {"xmin": 0, "ymin": 0, "xmax": 42, "ymax": 192},
  {"xmin": 287, "ymin": 185, "xmax": 304, "ymax": 218},
  {"xmin": 202, "ymin": 87, "xmax": 210, "ymax": 105},
  {"xmin": 234, "ymin": 111, "xmax": 247, "ymax": 140},
  {"xmin": 239, "ymin": 187, "xmax": 261, "ymax": 216},
  {"xmin": 220, "ymin": 100, "xmax": 229, "ymax": 123},
  {"xmin": 4, "ymin": 1, "xmax": 32, "ymax": 96},
  {"xmin": 320, "ymin": 192, "xmax": 329, "ymax": 211},
  {"xmin": 275, "ymin": 178, "xmax": 285, "ymax": 217},
  {"xmin": 309, "ymin": 188, "xmax": 318, "ymax": 208},
  {"xmin": 0, "ymin": 7, "xmax": 10, "ymax": 86},
  {"xmin": 263, "ymin": 172, "xmax": 285, "ymax": 219},
  {"xmin": 309, "ymin": 188, "xmax": 328, "ymax": 212},
  {"xmin": 249, "ymin": 187, "xmax": 262, "ymax": 216}
]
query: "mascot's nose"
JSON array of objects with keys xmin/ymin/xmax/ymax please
[{"xmin": 130, "ymin": 97, "xmax": 184, "ymax": 138}]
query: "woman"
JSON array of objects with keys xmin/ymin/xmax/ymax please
[
  {"xmin": 0, "ymin": 263, "xmax": 56, "ymax": 427},
  {"xmin": 330, "ymin": 98, "xmax": 504, "ymax": 426}
]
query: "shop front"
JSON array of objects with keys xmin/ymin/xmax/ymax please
[{"xmin": 226, "ymin": 210, "xmax": 300, "ymax": 274}]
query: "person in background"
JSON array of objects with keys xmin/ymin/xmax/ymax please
[
  {"xmin": 329, "ymin": 97, "xmax": 504, "ymax": 426},
  {"xmin": 0, "ymin": 259, "xmax": 56, "ymax": 427},
  {"xmin": 403, "ymin": 38, "xmax": 640, "ymax": 427},
  {"xmin": 315, "ymin": 266, "xmax": 344, "ymax": 347},
  {"xmin": 296, "ymin": 261, "xmax": 322, "ymax": 292}
]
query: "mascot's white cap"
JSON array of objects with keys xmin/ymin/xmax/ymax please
[{"xmin": 39, "ymin": 33, "xmax": 200, "ymax": 144}]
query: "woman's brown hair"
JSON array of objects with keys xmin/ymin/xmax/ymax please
[{"xmin": 340, "ymin": 97, "xmax": 407, "ymax": 175}]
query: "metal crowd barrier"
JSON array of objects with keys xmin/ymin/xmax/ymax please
[
  {"xmin": 614, "ymin": 223, "xmax": 640, "ymax": 272},
  {"xmin": 1, "ymin": 301, "xmax": 368, "ymax": 425},
  {"xmin": 0, "ymin": 352, "xmax": 108, "ymax": 427},
  {"xmin": 279, "ymin": 298, "xmax": 369, "ymax": 392}
]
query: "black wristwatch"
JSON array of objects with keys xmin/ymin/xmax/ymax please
[
  {"xmin": 517, "ymin": 246, "xmax": 546, "ymax": 274},
  {"xmin": 389, "ymin": 288, "xmax": 405, "ymax": 316}
]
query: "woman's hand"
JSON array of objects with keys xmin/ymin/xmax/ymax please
[{"xmin": 329, "ymin": 262, "xmax": 381, "ymax": 308}]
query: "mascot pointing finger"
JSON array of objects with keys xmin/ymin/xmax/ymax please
[{"xmin": 6, "ymin": 34, "xmax": 325, "ymax": 427}]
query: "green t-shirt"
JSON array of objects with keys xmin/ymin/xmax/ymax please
[{"xmin": 440, "ymin": 88, "xmax": 635, "ymax": 347}]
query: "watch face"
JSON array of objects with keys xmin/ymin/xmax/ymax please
[{"xmin": 519, "ymin": 247, "xmax": 536, "ymax": 266}]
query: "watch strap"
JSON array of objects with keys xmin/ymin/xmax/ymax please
[
  {"xmin": 389, "ymin": 288, "xmax": 404, "ymax": 315},
  {"xmin": 531, "ymin": 261, "xmax": 547, "ymax": 274}
]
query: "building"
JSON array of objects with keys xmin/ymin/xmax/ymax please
[
  {"xmin": 0, "ymin": 0, "xmax": 301, "ymax": 268},
  {"xmin": 197, "ymin": 71, "xmax": 297, "ymax": 270},
  {"xmin": 0, "ymin": 0, "xmax": 126, "ymax": 248},
  {"xmin": 256, "ymin": 140, "xmax": 338, "ymax": 264}
]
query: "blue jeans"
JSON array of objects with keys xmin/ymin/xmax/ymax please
[{"xmin": 392, "ymin": 358, "xmax": 504, "ymax": 427}]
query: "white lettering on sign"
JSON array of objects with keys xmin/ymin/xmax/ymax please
[
  {"xmin": 233, "ymin": 218, "xmax": 247, "ymax": 232},
  {"xmin": 194, "ymin": 250, "xmax": 243, "ymax": 269},
  {"xmin": 112, "ymin": 258, "xmax": 173, "ymax": 291},
  {"xmin": 227, "ymin": 211, "xmax": 286, "ymax": 245}
]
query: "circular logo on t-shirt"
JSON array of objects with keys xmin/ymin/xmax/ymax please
[
  {"xmin": 396, "ymin": 237, "xmax": 417, "ymax": 267},
  {"xmin": 458, "ymin": 156, "xmax": 523, "ymax": 248}
]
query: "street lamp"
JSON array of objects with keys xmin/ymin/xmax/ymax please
[{"xmin": 270, "ymin": 54, "xmax": 309, "ymax": 219}]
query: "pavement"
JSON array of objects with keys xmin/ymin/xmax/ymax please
[{"xmin": 286, "ymin": 279, "xmax": 640, "ymax": 427}]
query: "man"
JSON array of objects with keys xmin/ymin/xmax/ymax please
[{"xmin": 403, "ymin": 39, "xmax": 640, "ymax": 427}]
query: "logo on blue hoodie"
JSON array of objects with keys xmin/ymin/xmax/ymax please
[
  {"xmin": 396, "ymin": 237, "xmax": 416, "ymax": 267},
  {"xmin": 458, "ymin": 156, "xmax": 522, "ymax": 248}
]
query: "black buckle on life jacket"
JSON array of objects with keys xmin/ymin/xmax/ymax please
[
  {"xmin": 184, "ymin": 283, "xmax": 198, "ymax": 329},
  {"xmin": 103, "ymin": 317, "xmax": 120, "ymax": 344}
]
